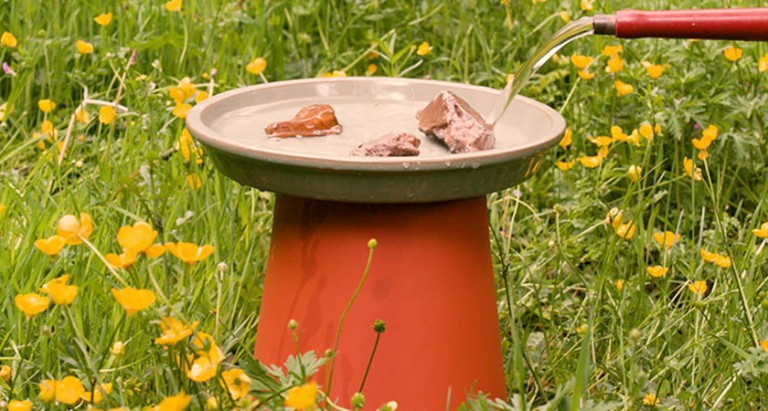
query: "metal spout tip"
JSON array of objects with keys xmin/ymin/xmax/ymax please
[{"xmin": 593, "ymin": 14, "xmax": 616, "ymax": 35}]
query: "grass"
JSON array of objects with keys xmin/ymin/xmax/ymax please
[{"xmin": 2, "ymin": 0, "xmax": 768, "ymax": 409}]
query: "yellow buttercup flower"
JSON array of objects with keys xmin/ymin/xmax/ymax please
[
  {"xmin": 7, "ymin": 400, "xmax": 32, "ymax": 411},
  {"xmin": 724, "ymin": 46, "xmax": 743, "ymax": 62},
  {"xmin": 206, "ymin": 396, "xmax": 219, "ymax": 410},
  {"xmin": 284, "ymin": 381, "xmax": 319, "ymax": 410},
  {"xmin": 601, "ymin": 45, "xmax": 623, "ymax": 56},
  {"xmin": 646, "ymin": 265, "xmax": 668, "ymax": 278},
  {"xmin": 15, "ymin": 293, "xmax": 50, "ymax": 318},
  {"xmin": 186, "ymin": 173, "xmax": 203, "ymax": 189},
  {"xmin": 616, "ymin": 279, "xmax": 624, "ymax": 292},
  {"xmin": 610, "ymin": 126, "xmax": 627, "ymax": 142},
  {"xmin": 105, "ymin": 250, "xmax": 137, "ymax": 269},
  {"xmin": 559, "ymin": 11, "xmax": 571, "ymax": 23},
  {"xmin": 186, "ymin": 338, "xmax": 223, "ymax": 383},
  {"xmin": 152, "ymin": 391, "xmax": 191, "ymax": 411},
  {"xmin": 99, "ymin": 105, "xmax": 116, "ymax": 125},
  {"xmin": 702, "ymin": 124, "xmax": 718, "ymax": 141},
  {"xmin": 45, "ymin": 280, "xmax": 78, "ymax": 305},
  {"xmin": 366, "ymin": 63, "xmax": 377, "ymax": 75},
  {"xmin": 615, "ymin": 222, "xmax": 636, "ymax": 240},
  {"xmin": 638, "ymin": 123, "xmax": 654, "ymax": 140},
  {"xmin": 176, "ymin": 77, "xmax": 197, "ymax": 99},
  {"xmin": 185, "ymin": 356, "xmax": 217, "ymax": 382},
  {"xmin": 146, "ymin": 243, "xmax": 167, "ymax": 258},
  {"xmin": 626, "ymin": 129, "xmax": 641, "ymax": 146},
  {"xmin": 570, "ymin": 55, "xmax": 593, "ymax": 69},
  {"xmin": 221, "ymin": 368, "xmax": 252, "ymax": 400},
  {"xmin": 81, "ymin": 383, "xmax": 112, "ymax": 404},
  {"xmin": 173, "ymin": 103, "xmax": 192, "ymax": 119},
  {"xmin": 759, "ymin": 54, "xmax": 768, "ymax": 72},
  {"xmin": 118, "ymin": 221, "xmax": 158, "ymax": 254},
  {"xmin": 416, "ymin": 41, "xmax": 432, "ymax": 56},
  {"xmin": 606, "ymin": 55, "xmax": 624, "ymax": 73},
  {"xmin": 713, "ymin": 254, "xmax": 732, "ymax": 268},
  {"xmin": 39, "ymin": 274, "xmax": 68, "ymax": 292},
  {"xmin": 54, "ymin": 376, "xmax": 86, "ymax": 405},
  {"xmin": 577, "ymin": 70, "xmax": 595, "ymax": 80},
  {"xmin": 555, "ymin": 160, "xmax": 575, "ymax": 171},
  {"xmin": 628, "ymin": 165, "xmax": 642, "ymax": 182},
  {"xmin": 683, "ymin": 157, "xmax": 702, "ymax": 181},
  {"xmin": 653, "ymin": 231, "xmax": 681, "ymax": 248},
  {"xmin": 700, "ymin": 249, "xmax": 717, "ymax": 263},
  {"xmin": 166, "ymin": 242, "xmax": 214, "ymax": 265},
  {"xmin": 179, "ymin": 128, "xmax": 204, "ymax": 164},
  {"xmin": 75, "ymin": 108, "xmax": 90, "ymax": 123},
  {"xmin": 169, "ymin": 87, "xmax": 185, "ymax": 105},
  {"xmin": 246, "ymin": 57, "xmax": 267, "ymax": 75},
  {"xmin": 321, "ymin": 70, "xmax": 347, "ymax": 78},
  {"xmin": 111, "ymin": 287, "xmax": 156, "ymax": 316},
  {"xmin": 76, "ymin": 40, "xmax": 94, "ymax": 54},
  {"xmin": 688, "ymin": 280, "xmax": 708, "ymax": 297},
  {"xmin": 192, "ymin": 332, "xmax": 225, "ymax": 362},
  {"xmin": 38, "ymin": 99, "xmax": 56, "ymax": 113},
  {"xmin": 0, "ymin": 364, "xmax": 12, "ymax": 382},
  {"xmin": 1, "ymin": 31, "xmax": 17, "ymax": 48},
  {"xmin": 34, "ymin": 235, "xmax": 66, "ymax": 256},
  {"xmin": 57, "ymin": 212, "xmax": 94, "ymax": 245},
  {"xmin": 155, "ymin": 317, "xmax": 199, "ymax": 346},
  {"xmin": 111, "ymin": 341, "xmax": 125, "ymax": 355},
  {"xmin": 579, "ymin": 0, "xmax": 593, "ymax": 11},
  {"xmin": 588, "ymin": 135, "xmax": 613, "ymax": 148},
  {"xmin": 165, "ymin": 0, "xmax": 183, "ymax": 12},
  {"xmin": 691, "ymin": 137, "xmax": 711, "ymax": 150},
  {"xmin": 559, "ymin": 128, "xmax": 572, "ymax": 148},
  {"xmin": 94, "ymin": 12, "xmax": 113, "ymax": 27},
  {"xmin": 642, "ymin": 393, "xmax": 660, "ymax": 405},
  {"xmin": 753, "ymin": 222, "xmax": 768, "ymax": 238},
  {"xmin": 645, "ymin": 63, "xmax": 664, "ymax": 79},
  {"xmin": 578, "ymin": 155, "xmax": 602, "ymax": 168},
  {"xmin": 614, "ymin": 80, "xmax": 633, "ymax": 96},
  {"xmin": 195, "ymin": 91, "xmax": 209, "ymax": 103},
  {"xmin": 39, "ymin": 379, "xmax": 56, "ymax": 402}
]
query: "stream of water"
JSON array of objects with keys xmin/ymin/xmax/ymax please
[{"xmin": 486, "ymin": 18, "xmax": 595, "ymax": 126}]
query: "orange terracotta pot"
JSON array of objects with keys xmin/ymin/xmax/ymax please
[{"xmin": 255, "ymin": 195, "xmax": 506, "ymax": 410}]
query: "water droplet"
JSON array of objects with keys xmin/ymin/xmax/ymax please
[{"xmin": 402, "ymin": 162, "xmax": 410, "ymax": 169}]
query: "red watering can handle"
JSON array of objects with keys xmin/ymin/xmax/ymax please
[{"xmin": 594, "ymin": 8, "xmax": 768, "ymax": 41}]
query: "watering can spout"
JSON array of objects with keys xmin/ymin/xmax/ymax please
[
  {"xmin": 592, "ymin": 14, "xmax": 616, "ymax": 36},
  {"xmin": 593, "ymin": 8, "xmax": 768, "ymax": 41}
]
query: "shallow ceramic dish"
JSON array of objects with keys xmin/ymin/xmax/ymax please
[{"xmin": 185, "ymin": 77, "xmax": 565, "ymax": 203}]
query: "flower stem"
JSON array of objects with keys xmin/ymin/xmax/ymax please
[
  {"xmin": 325, "ymin": 241, "xmax": 377, "ymax": 403},
  {"xmin": 358, "ymin": 331, "xmax": 381, "ymax": 393}
]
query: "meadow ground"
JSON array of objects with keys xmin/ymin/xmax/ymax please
[{"xmin": 2, "ymin": 0, "xmax": 768, "ymax": 410}]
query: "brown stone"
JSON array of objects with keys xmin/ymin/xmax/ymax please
[
  {"xmin": 416, "ymin": 91, "xmax": 494, "ymax": 153},
  {"xmin": 350, "ymin": 132, "xmax": 421, "ymax": 157},
  {"xmin": 265, "ymin": 104, "xmax": 343, "ymax": 138}
]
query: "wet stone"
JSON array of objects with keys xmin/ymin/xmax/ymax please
[
  {"xmin": 416, "ymin": 91, "xmax": 495, "ymax": 153},
  {"xmin": 349, "ymin": 132, "xmax": 421, "ymax": 157},
  {"xmin": 264, "ymin": 104, "xmax": 343, "ymax": 138}
]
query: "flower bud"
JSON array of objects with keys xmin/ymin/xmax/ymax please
[
  {"xmin": 351, "ymin": 392, "xmax": 366, "ymax": 409},
  {"xmin": 373, "ymin": 320, "xmax": 386, "ymax": 333}
]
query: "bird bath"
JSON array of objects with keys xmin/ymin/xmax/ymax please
[
  {"xmin": 186, "ymin": 7, "xmax": 768, "ymax": 409},
  {"xmin": 186, "ymin": 77, "xmax": 565, "ymax": 409}
]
